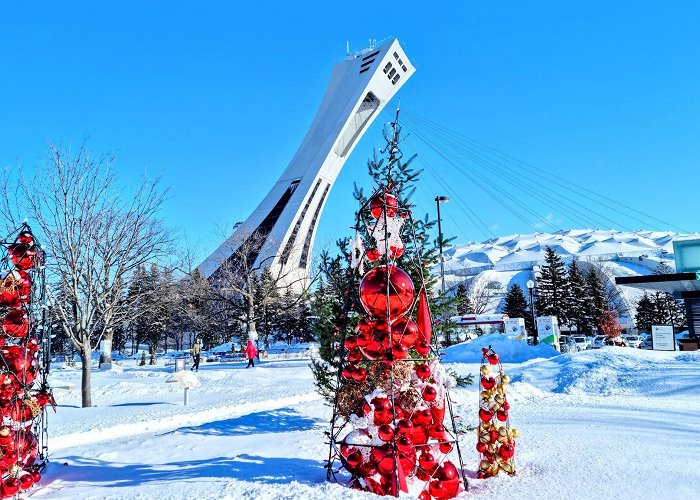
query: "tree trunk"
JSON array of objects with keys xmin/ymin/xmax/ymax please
[
  {"xmin": 80, "ymin": 346, "xmax": 92, "ymax": 407},
  {"xmin": 99, "ymin": 329, "xmax": 113, "ymax": 366},
  {"xmin": 247, "ymin": 297, "xmax": 258, "ymax": 344}
]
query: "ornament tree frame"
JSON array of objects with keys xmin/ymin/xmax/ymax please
[
  {"xmin": 324, "ymin": 115, "xmax": 468, "ymax": 498},
  {"xmin": 0, "ymin": 223, "xmax": 52, "ymax": 498}
]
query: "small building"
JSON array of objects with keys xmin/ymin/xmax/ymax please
[{"xmin": 615, "ymin": 237, "xmax": 700, "ymax": 349}]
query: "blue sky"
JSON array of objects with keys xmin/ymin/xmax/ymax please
[{"xmin": 1, "ymin": 2, "xmax": 698, "ymax": 263}]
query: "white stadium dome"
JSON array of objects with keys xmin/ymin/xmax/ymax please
[{"xmin": 441, "ymin": 229, "xmax": 697, "ymax": 323}]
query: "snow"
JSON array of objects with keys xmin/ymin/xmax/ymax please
[
  {"xmin": 29, "ymin": 343, "xmax": 700, "ymax": 499},
  {"xmin": 442, "ymin": 333, "xmax": 559, "ymax": 364}
]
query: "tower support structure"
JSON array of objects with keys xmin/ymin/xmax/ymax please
[{"xmin": 198, "ymin": 38, "xmax": 415, "ymax": 289}]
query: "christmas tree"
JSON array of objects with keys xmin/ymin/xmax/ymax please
[{"xmin": 323, "ymin": 113, "xmax": 467, "ymax": 498}]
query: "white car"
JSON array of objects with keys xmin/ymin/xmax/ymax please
[
  {"xmin": 571, "ymin": 336, "xmax": 590, "ymax": 350},
  {"xmin": 591, "ymin": 335, "xmax": 607, "ymax": 349},
  {"xmin": 623, "ymin": 335, "xmax": 642, "ymax": 348}
]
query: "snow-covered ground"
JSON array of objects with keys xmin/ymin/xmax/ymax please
[{"xmin": 29, "ymin": 340, "xmax": 700, "ymax": 499}]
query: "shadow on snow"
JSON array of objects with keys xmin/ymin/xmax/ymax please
[{"xmin": 43, "ymin": 407, "xmax": 327, "ymax": 488}]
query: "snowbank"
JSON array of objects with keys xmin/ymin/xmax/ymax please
[
  {"xmin": 510, "ymin": 346, "xmax": 700, "ymax": 396},
  {"xmin": 442, "ymin": 333, "xmax": 559, "ymax": 364}
]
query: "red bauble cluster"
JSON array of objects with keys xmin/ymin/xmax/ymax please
[
  {"xmin": 0, "ymin": 229, "xmax": 50, "ymax": 497},
  {"xmin": 476, "ymin": 347, "xmax": 518, "ymax": 479},
  {"xmin": 337, "ymin": 197, "xmax": 462, "ymax": 498}
]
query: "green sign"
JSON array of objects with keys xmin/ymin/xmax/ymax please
[{"xmin": 697, "ymin": 270, "xmax": 700, "ymax": 281}]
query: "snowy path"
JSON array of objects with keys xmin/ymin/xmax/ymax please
[{"xmin": 29, "ymin": 349, "xmax": 700, "ymax": 499}]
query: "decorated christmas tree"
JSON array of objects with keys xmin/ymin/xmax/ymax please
[
  {"xmin": 0, "ymin": 224, "xmax": 53, "ymax": 498},
  {"xmin": 476, "ymin": 346, "xmax": 518, "ymax": 479},
  {"xmin": 323, "ymin": 112, "xmax": 467, "ymax": 498}
]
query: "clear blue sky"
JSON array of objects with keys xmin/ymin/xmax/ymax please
[{"xmin": 1, "ymin": 2, "xmax": 698, "ymax": 263}]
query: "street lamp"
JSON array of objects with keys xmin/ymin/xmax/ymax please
[
  {"xmin": 526, "ymin": 279, "xmax": 537, "ymax": 345},
  {"xmin": 435, "ymin": 196, "xmax": 450, "ymax": 345}
]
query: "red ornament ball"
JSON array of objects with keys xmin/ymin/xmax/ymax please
[
  {"xmin": 439, "ymin": 441, "xmax": 454, "ymax": 454},
  {"xmin": 370, "ymin": 192, "xmax": 398, "ymax": 219},
  {"xmin": 366, "ymin": 247, "xmax": 381, "ymax": 262},
  {"xmin": 8, "ymin": 244, "xmax": 38, "ymax": 271},
  {"xmin": 3, "ymin": 309, "xmax": 29, "ymax": 338},
  {"xmin": 390, "ymin": 318, "xmax": 420, "ymax": 347},
  {"xmin": 18, "ymin": 231, "xmax": 34, "ymax": 245},
  {"xmin": 487, "ymin": 353, "xmax": 500, "ymax": 365},
  {"xmin": 498, "ymin": 443, "xmax": 515, "ymax": 460},
  {"xmin": 481, "ymin": 376, "xmax": 497, "ymax": 390},
  {"xmin": 478, "ymin": 408, "xmax": 493, "ymax": 422},
  {"xmin": 2, "ymin": 477, "xmax": 19, "ymax": 496},
  {"xmin": 359, "ymin": 265, "xmax": 415, "ymax": 320},
  {"xmin": 436, "ymin": 461, "xmax": 459, "ymax": 481},
  {"xmin": 496, "ymin": 409, "xmax": 509, "ymax": 422},
  {"xmin": 414, "ymin": 363, "xmax": 431, "ymax": 381},
  {"xmin": 377, "ymin": 424, "xmax": 394, "ymax": 442},
  {"xmin": 396, "ymin": 419, "xmax": 414, "ymax": 437},
  {"xmin": 391, "ymin": 343, "xmax": 408, "ymax": 360},
  {"xmin": 389, "ymin": 245, "xmax": 404, "ymax": 259},
  {"xmin": 415, "ymin": 340, "xmax": 431, "ymax": 356},
  {"xmin": 422, "ymin": 385, "xmax": 438, "ymax": 402},
  {"xmin": 18, "ymin": 473, "xmax": 34, "ymax": 491}
]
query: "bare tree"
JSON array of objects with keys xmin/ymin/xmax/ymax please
[
  {"xmin": 467, "ymin": 279, "xmax": 503, "ymax": 314},
  {"xmin": 207, "ymin": 232, "xmax": 315, "ymax": 348},
  {"xmin": 1, "ymin": 142, "xmax": 173, "ymax": 407}
]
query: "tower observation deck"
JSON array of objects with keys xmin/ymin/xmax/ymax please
[{"xmin": 198, "ymin": 38, "xmax": 415, "ymax": 288}]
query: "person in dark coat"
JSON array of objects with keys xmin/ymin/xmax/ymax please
[{"xmin": 245, "ymin": 339, "xmax": 258, "ymax": 368}]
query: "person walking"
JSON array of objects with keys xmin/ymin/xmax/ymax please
[
  {"xmin": 245, "ymin": 339, "xmax": 258, "ymax": 368},
  {"xmin": 191, "ymin": 338, "xmax": 201, "ymax": 371}
]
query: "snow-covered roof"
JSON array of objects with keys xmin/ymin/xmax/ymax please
[{"xmin": 445, "ymin": 229, "xmax": 694, "ymax": 272}]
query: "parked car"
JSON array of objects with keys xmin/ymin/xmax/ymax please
[
  {"xmin": 605, "ymin": 336, "xmax": 628, "ymax": 347},
  {"xmin": 560, "ymin": 335, "xmax": 579, "ymax": 353},
  {"xmin": 623, "ymin": 335, "xmax": 642, "ymax": 348},
  {"xmin": 591, "ymin": 335, "xmax": 607, "ymax": 349},
  {"xmin": 571, "ymin": 336, "xmax": 590, "ymax": 350},
  {"xmin": 639, "ymin": 339, "xmax": 653, "ymax": 350}
]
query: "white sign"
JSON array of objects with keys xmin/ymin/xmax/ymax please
[
  {"xmin": 537, "ymin": 316, "xmax": 560, "ymax": 349},
  {"xmin": 651, "ymin": 325, "xmax": 676, "ymax": 351},
  {"xmin": 504, "ymin": 318, "xmax": 526, "ymax": 339},
  {"xmin": 173, "ymin": 371, "xmax": 201, "ymax": 389}
]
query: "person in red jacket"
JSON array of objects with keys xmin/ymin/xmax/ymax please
[{"xmin": 245, "ymin": 339, "xmax": 258, "ymax": 368}]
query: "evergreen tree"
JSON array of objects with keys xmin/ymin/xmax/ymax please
[
  {"xmin": 500, "ymin": 284, "xmax": 529, "ymax": 323},
  {"xmin": 635, "ymin": 291, "xmax": 687, "ymax": 333},
  {"xmin": 634, "ymin": 292, "xmax": 658, "ymax": 333},
  {"xmin": 309, "ymin": 243, "xmax": 355, "ymax": 403},
  {"xmin": 567, "ymin": 259, "xmax": 592, "ymax": 333},
  {"xmin": 310, "ymin": 116, "xmax": 445, "ymax": 404},
  {"xmin": 454, "ymin": 283, "xmax": 473, "ymax": 315},
  {"xmin": 535, "ymin": 246, "xmax": 570, "ymax": 324},
  {"xmin": 584, "ymin": 266, "xmax": 607, "ymax": 331}
]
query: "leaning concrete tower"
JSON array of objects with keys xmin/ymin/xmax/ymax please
[{"xmin": 198, "ymin": 38, "xmax": 415, "ymax": 288}]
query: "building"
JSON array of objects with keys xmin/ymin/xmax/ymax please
[{"xmin": 198, "ymin": 38, "xmax": 415, "ymax": 289}]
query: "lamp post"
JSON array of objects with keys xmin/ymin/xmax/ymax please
[
  {"xmin": 435, "ymin": 196, "xmax": 449, "ymax": 345},
  {"xmin": 526, "ymin": 279, "xmax": 537, "ymax": 345}
]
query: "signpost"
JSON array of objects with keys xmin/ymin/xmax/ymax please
[
  {"xmin": 651, "ymin": 325, "xmax": 676, "ymax": 351},
  {"xmin": 504, "ymin": 318, "xmax": 527, "ymax": 341},
  {"xmin": 537, "ymin": 316, "xmax": 560, "ymax": 351},
  {"xmin": 167, "ymin": 358, "xmax": 200, "ymax": 405}
]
